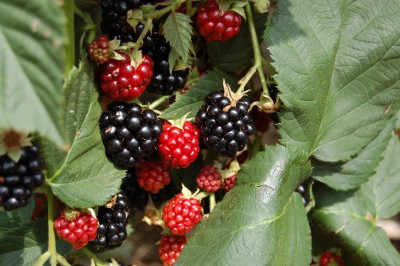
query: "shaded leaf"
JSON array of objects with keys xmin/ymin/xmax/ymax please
[
  {"xmin": 268, "ymin": 0, "xmax": 400, "ymax": 162},
  {"xmin": 177, "ymin": 146, "xmax": 312, "ymax": 266},
  {"xmin": 0, "ymin": 0, "xmax": 66, "ymax": 145}
]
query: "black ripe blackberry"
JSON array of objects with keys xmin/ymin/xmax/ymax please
[
  {"xmin": 196, "ymin": 91, "xmax": 255, "ymax": 157},
  {"xmin": 91, "ymin": 191, "xmax": 130, "ymax": 249},
  {"xmin": 101, "ymin": 0, "xmax": 156, "ymax": 42},
  {"xmin": 295, "ymin": 184, "xmax": 308, "ymax": 206},
  {"xmin": 121, "ymin": 168, "xmax": 177, "ymax": 211},
  {"xmin": 99, "ymin": 102, "xmax": 163, "ymax": 168},
  {"xmin": 0, "ymin": 144, "xmax": 45, "ymax": 211},
  {"xmin": 142, "ymin": 33, "xmax": 189, "ymax": 95}
]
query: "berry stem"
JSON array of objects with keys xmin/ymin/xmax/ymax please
[
  {"xmin": 81, "ymin": 247, "xmax": 109, "ymax": 266},
  {"xmin": 209, "ymin": 193, "xmax": 216, "ymax": 213},
  {"xmin": 46, "ymin": 186, "xmax": 58, "ymax": 266},
  {"xmin": 34, "ymin": 251, "xmax": 51, "ymax": 266},
  {"xmin": 143, "ymin": 0, "xmax": 186, "ymax": 19},
  {"xmin": 74, "ymin": 4, "xmax": 96, "ymax": 44},
  {"xmin": 56, "ymin": 254, "xmax": 72, "ymax": 266},
  {"xmin": 237, "ymin": 65, "xmax": 257, "ymax": 94},
  {"xmin": 63, "ymin": 0, "xmax": 75, "ymax": 77},
  {"xmin": 186, "ymin": 0, "xmax": 194, "ymax": 16},
  {"xmin": 245, "ymin": 3, "xmax": 269, "ymax": 97},
  {"xmin": 148, "ymin": 95, "xmax": 170, "ymax": 110}
]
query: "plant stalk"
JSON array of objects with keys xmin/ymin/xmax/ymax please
[
  {"xmin": 81, "ymin": 247, "xmax": 108, "ymax": 266},
  {"xmin": 133, "ymin": 18, "xmax": 153, "ymax": 49},
  {"xmin": 209, "ymin": 193, "xmax": 216, "ymax": 213},
  {"xmin": 46, "ymin": 186, "xmax": 58, "ymax": 266},
  {"xmin": 148, "ymin": 95, "xmax": 170, "ymax": 110},
  {"xmin": 143, "ymin": 0, "xmax": 186, "ymax": 19},
  {"xmin": 245, "ymin": 4, "xmax": 269, "ymax": 96}
]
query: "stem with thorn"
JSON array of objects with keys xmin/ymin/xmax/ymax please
[
  {"xmin": 148, "ymin": 95, "xmax": 170, "ymax": 110},
  {"xmin": 81, "ymin": 247, "xmax": 109, "ymax": 266},
  {"xmin": 144, "ymin": 0, "xmax": 186, "ymax": 19}
]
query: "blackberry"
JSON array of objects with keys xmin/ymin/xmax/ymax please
[
  {"xmin": 99, "ymin": 102, "xmax": 163, "ymax": 168},
  {"xmin": 0, "ymin": 144, "xmax": 45, "ymax": 211},
  {"xmin": 295, "ymin": 184, "xmax": 308, "ymax": 205},
  {"xmin": 91, "ymin": 191, "xmax": 130, "ymax": 249},
  {"xmin": 142, "ymin": 33, "xmax": 189, "ymax": 95},
  {"xmin": 121, "ymin": 168, "xmax": 178, "ymax": 211},
  {"xmin": 101, "ymin": 0, "xmax": 156, "ymax": 42},
  {"xmin": 196, "ymin": 91, "xmax": 255, "ymax": 157}
]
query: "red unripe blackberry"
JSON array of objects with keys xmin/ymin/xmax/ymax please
[
  {"xmin": 99, "ymin": 102, "xmax": 163, "ymax": 168},
  {"xmin": 54, "ymin": 210, "xmax": 98, "ymax": 249},
  {"xmin": 196, "ymin": 0, "xmax": 242, "ymax": 42},
  {"xmin": 0, "ymin": 144, "xmax": 45, "ymax": 211},
  {"xmin": 162, "ymin": 193, "xmax": 202, "ymax": 235},
  {"xmin": 196, "ymin": 91, "xmax": 255, "ymax": 157},
  {"xmin": 99, "ymin": 51, "xmax": 154, "ymax": 101},
  {"xmin": 319, "ymin": 250, "xmax": 344, "ymax": 266},
  {"xmin": 87, "ymin": 35, "xmax": 111, "ymax": 64},
  {"xmin": 90, "ymin": 191, "xmax": 130, "ymax": 249},
  {"xmin": 222, "ymin": 174, "xmax": 236, "ymax": 191},
  {"xmin": 196, "ymin": 165, "xmax": 222, "ymax": 192},
  {"xmin": 158, "ymin": 122, "xmax": 201, "ymax": 168},
  {"xmin": 135, "ymin": 160, "xmax": 171, "ymax": 193},
  {"xmin": 159, "ymin": 234, "xmax": 187, "ymax": 266}
]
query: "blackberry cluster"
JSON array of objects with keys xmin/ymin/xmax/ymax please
[
  {"xmin": 121, "ymin": 168, "xmax": 177, "ymax": 210},
  {"xmin": 101, "ymin": 0, "xmax": 156, "ymax": 42},
  {"xmin": 99, "ymin": 102, "xmax": 163, "ymax": 168},
  {"xmin": 0, "ymin": 145, "xmax": 45, "ymax": 211},
  {"xmin": 142, "ymin": 33, "xmax": 189, "ymax": 94},
  {"xmin": 196, "ymin": 91, "xmax": 255, "ymax": 157},
  {"xmin": 91, "ymin": 191, "xmax": 130, "ymax": 249}
]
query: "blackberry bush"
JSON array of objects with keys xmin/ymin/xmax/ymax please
[{"xmin": 3, "ymin": 0, "xmax": 400, "ymax": 265}]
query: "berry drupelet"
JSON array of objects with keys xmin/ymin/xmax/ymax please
[
  {"xmin": 91, "ymin": 191, "xmax": 130, "ymax": 249},
  {"xmin": 196, "ymin": 90, "xmax": 255, "ymax": 157},
  {"xmin": 99, "ymin": 102, "xmax": 163, "ymax": 168},
  {"xmin": 135, "ymin": 160, "xmax": 171, "ymax": 193},
  {"xmin": 141, "ymin": 33, "xmax": 189, "ymax": 95},
  {"xmin": 0, "ymin": 144, "xmax": 45, "ymax": 211}
]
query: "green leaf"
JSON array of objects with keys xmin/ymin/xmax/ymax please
[
  {"xmin": 312, "ymin": 115, "xmax": 397, "ymax": 190},
  {"xmin": 39, "ymin": 136, "xmax": 67, "ymax": 178},
  {"xmin": 312, "ymin": 130, "xmax": 400, "ymax": 264},
  {"xmin": 0, "ymin": 0, "xmax": 66, "ymax": 146},
  {"xmin": 312, "ymin": 183, "xmax": 400, "ymax": 265},
  {"xmin": 160, "ymin": 70, "xmax": 239, "ymax": 120},
  {"xmin": 49, "ymin": 61, "xmax": 125, "ymax": 208},
  {"xmin": 177, "ymin": 146, "xmax": 312, "ymax": 266},
  {"xmin": 0, "ymin": 199, "xmax": 71, "ymax": 266},
  {"xmin": 207, "ymin": 10, "xmax": 266, "ymax": 71},
  {"xmin": 163, "ymin": 13, "xmax": 193, "ymax": 63},
  {"xmin": 366, "ymin": 133, "xmax": 400, "ymax": 218},
  {"xmin": 268, "ymin": 0, "xmax": 400, "ymax": 162}
]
